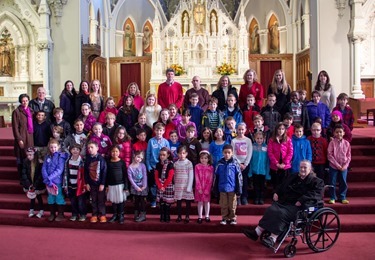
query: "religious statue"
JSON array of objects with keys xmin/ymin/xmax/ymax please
[
  {"xmin": 251, "ymin": 24, "xmax": 260, "ymax": 53},
  {"xmin": 210, "ymin": 13, "xmax": 217, "ymax": 35},
  {"xmin": 194, "ymin": 0, "xmax": 205, "ymax": 34},
  {"xmin": 0, "ymin": 29, "xmax": 14, "ymax": 77},
  {"xmin": 183, "ymin": 13, "xmax": 189, "ymax": 35},
  {"xmin": 143, "ymin": 25, "xmax": 152, "ymax": 55},
  {"xmin": 124, "ymin": 24, "xmax": 134, "ymax": 56},
  {"xmin": 269, "ymin": 21, "xmax": 279, "ymax": 54}
]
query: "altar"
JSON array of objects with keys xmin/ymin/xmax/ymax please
[{"xmin": 149, "ymin": 0, "xmax": 249, "ymax": 94}]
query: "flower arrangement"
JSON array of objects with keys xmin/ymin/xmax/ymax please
[
  {"xmin": 216, "ymin": 63, "xmax": 236, "ymax": 75},
  {"xmin": 169, "ymin": 64, "xmax": 185, "ymax": 76}
]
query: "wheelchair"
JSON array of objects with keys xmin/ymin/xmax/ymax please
[{"xmin": 260, "ymin": 203, "xmax": 340, "ymax": 258}]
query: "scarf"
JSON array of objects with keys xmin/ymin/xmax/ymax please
[
  {"xmin": 161, "ymin": 160, "xmax": 170, "ymax": 180},
  {"xmin": 22, "ymin": 106, "xmax": 34, "ymax": 134}
]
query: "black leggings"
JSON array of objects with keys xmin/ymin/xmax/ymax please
[
  {"xmin": 176, "ymin": 200, "xmax": 192, "ymax": 218},
  {"xmin": 134, "ymin": 195, "xmax": 146, "ymax": 212},
  {"xmin": 30, "ymin": 194, "xmax": 44, "ymax": 210}
]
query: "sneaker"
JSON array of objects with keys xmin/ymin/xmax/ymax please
[
  {"xmin": 90, "ymin": 216, "xmax": 98, "ymax": 223},
  {"xmin": 220, "ymin": 219, "xmax": 227, "ymax": 225},
  {"xmin": 243, "ymin": 229, "xmax": 259, "ymax": 241},
  {"xmin": 229, "ymin": 219, "xmax": 237, "ymax": 225},
  {"xmin": 150, "ymin": 201, "xmax": 157, "ymax": 208},
  {"xmin": 262, "ymin": 236, "xmax": 275, "ymax": 248},
  {"xmin": 341, "ymin": 199, "xmax": 350, "ymax": 204},
  {"xmin": 99, "ymin": 216, "xmax": 107, "ymax": 223},
  {"xmin": 241, "ymin": 198, "xmax": 248, "ymax": 205},
  {"xmin": 328, "ymin": 199, "xmax": 335, "ymax": 204},
  {"xmin": 70, "ymin": 216, "xmax": 77, "ymax": 221},
  {"xmin": 78, "ymin": 216, "xmax": 86, "ymax": 222},
  {"xmin": 28, "ymin": 209, "xmax": 35, "ymax": 218},
  {"xmin": 36, "ymin": 210, "xmax": 44, "ymax": 219}
]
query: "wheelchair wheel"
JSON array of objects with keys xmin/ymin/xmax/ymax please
[
  {"xmin": 284, "ymin": 244, "xmax": 296, "ymax": 258},
  {"xmin": 305, "ymin": 207, "xmax": 340, "ymax": 252}
]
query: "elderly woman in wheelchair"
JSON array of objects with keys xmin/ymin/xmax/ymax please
[{"xmin": 243, "ymin": 160, "xmax": 340, "ymax": 256}]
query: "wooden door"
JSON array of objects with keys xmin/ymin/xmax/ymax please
[
  {"xmin": 121, "ymin": 63, "xmax": 141, "ymax": 96},
  {"xmin": 260, "ymin": 61, "xmax": 282, "ymax": 93},
  {"xmin": 361, "ymin": 79, "xmax": 374, "ymax": 98}
]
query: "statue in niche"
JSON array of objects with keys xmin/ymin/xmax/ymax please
[
  {"xmin": 194, "ymin": 0, "xmax": 205, "ymax": 33},
  {"xmin": 183, "ymin": 13, "xmax": 189, "ymax": 35},
  {"xmin": 0, "ymin": 29, "xmax": 14, "ymax": 77},
  {"xmin": 124, "ymin": 24, "xmax": 134, "ymax": 56},
  {"xmin": 269, "ymin": 21, "xmax": 279, "ymax": 54},
  {"xmin": 143, "ymin": 25, "xmax": 152, "ymax": 55},
  {"xmin": 251, "ymin": 24, "xmax": 260, "ymax": 54},
  {"xmin": 210, "ymin": 13, "xmax": 217, "ymax": 35}
]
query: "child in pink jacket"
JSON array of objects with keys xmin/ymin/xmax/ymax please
[{"xmin": 267, "ymin": 122, "xmax": 293, "ymax": 192}]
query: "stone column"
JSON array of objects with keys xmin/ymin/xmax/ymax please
[
  {"xmin": 258, "ymin": 29, "xmax": 268, "ymax": 54},
  {"xmin": 302, "ymin": 13, "xmax": 310, "ymax": 49},
  {"xmin": 279, "ymin": 26, "xmax": 287, "ymax": 54},
  {"xmin": 134, "ymin": 33, "xmax": 143, "ymax": 57},
  {"xmin": 350, "ymin": 36, "xmax": 365, "ymax": 98}
]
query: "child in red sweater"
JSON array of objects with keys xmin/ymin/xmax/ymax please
[{"xmin": 307, "ymin": 122, "xmax": 328, "ymax": 182}]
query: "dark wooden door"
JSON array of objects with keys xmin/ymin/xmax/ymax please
[
  {"xmin": 121, "ymin": 63, "xmax": 141, "ymax": 95},
  {"xmin": 260, "ymin": 61, "xmax": 282, "ymax": 93}
]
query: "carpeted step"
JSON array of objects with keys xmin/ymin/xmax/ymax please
[
  {"xmin": 347, "ymin": 167, "xmax": 375, "ymax": 182},
  {"xmin": 0, "ymin": 139, "xmax": 14, "ymax": 147},
  {"xmin": 0, "ymin": 156, "xmax": 16, "ymax": 167},
  {"xmin": 1, "ymin": 193, "xmax": 375, "ymax": 216},
  {"xmin": 0, "ymin": 146, "xmax": 14, "ymax": 156},
  {"xmin": 0, "ymin": 209, "xmax": 373, "ymax": 233},
  {"xmin": 351, "ymin": 136, "xmax": 375, "ymax": 145},
  {"xmin": 0, "ymin": 166, "xmax": 18, "ymax": 180},
  {"xmin": 350, "ymin": 156, "xmax": 375, "ymax": 167},
  {"xmin": 350, "ymin": 145, "xmax": 375, "ymax": 156}
]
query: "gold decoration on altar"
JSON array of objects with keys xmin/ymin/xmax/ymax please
[
  {"xmin": 216, "ymin": 63, "xmax": 236, "ymax": 75},
  {"xmin": 170, "ymin": 64, "xmax": 185, "ymax": 76}
]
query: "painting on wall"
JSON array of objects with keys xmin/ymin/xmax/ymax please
[
  {"xmin": 249, "ymin": 19, "xmax": 260, "ymax": 54},
  {"xmin": 143, "ymin": 21, "xmax": 153, "ymax": 56},
  {"xmin": 123, "ymin": 18, "xmax": 136, "ymax": 57},
  {"xmin": 268, "ymin": 14, "xmax": 279, "ymax": 54}
]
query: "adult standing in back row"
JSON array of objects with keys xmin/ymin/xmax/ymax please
[
  {"xmin": 183, "ymin": 76, "xmax": 210, "ymax": 111},
  {"xmin": 239, "ymin": 69, "xmax": 264, "ymax": 109},
  {"xmin": 267, "ymin": 69, "xmax": 291, "ymax": 117},
  {"xmin": 314, "ymin": 70, "xmax": 336, "ymax": 112},
  {"xmin": 158, "ymin": 68, "xmax": 184, "ymax": 109},
  {"xmin": 212, "ymin": 75, "xmax": 238, "ymax": 111}
]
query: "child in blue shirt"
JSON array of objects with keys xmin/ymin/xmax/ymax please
[{"xmin": 291, "ymin": 124, "xmax": 312, "ymax": 174}]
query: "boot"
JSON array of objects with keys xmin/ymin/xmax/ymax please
[
  {"xmin": 165, "ymin": 204, "xmax": 171, "ymax": 223},
  {"xmin": 48, "ymin": 204, "xmax": 56, "ymax": 222},
  {"xmin": 108, "ymin": 204, "xmax": 118, "ymax": 223},
  {"xmin": 136, "ymin": 211, "xmax": 146, "ymax": 222},
  {"xmin": 55, "ymin": 205, "xmax": 65, "ymax": 221},
  {"xmin": 17, "ymin": 164, "xmax": 23, "ymax": 185},
  {"xmin": 160, "ymin": 204, "xmax": 165, "ymax": 222},
  {"xmin": 118, "ymin": 203, "xmax": 124, "ymax": 224},
  {"xmin": 134, "ymin": 210, "xmax": 139, "ymax": 221}
]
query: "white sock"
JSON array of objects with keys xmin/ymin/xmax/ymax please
[
  {"xmin": 197, "ymin": 202, "xmax": 203, "ymax": 218},
  {"xmin": 270, "ymin": 234, "xmax": 278, "ymax": 242},
  {"xmin": 204, "ymin": 202, "xmax": 210, "ymax": 217},
  {"xmin": 255, "ymin": 226, "xmax": 263, "ymax": 236}
]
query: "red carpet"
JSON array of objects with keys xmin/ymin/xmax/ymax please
[{"xmin": 0, "ymin": 225, "xmax": 374, "ymax": 259}]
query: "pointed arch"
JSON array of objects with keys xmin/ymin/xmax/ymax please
[
  {"xmin": 123, "ymin": 18, "xmax": 135, "ymax": 56},
  {"xmin": 142, "ymin": 20, "xmax": 153, "ymax": 56},
  {"xmin": 268, "ymin": 14, "xmax": 280, "ymax": 54}
]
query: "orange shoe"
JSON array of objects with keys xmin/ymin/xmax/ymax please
[
  {"xmin": 99, "ymin": 216, "xmax": 107, "ymax": 223},
  {"xmin": 90, "ymin": 216, "xmax": 98, "ymax": 223}
]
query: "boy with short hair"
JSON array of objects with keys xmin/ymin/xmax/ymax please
[
  {"xmin": 215, "ymin": 144, "xmax": 242, "ymax": 225},
  {"xmin": 202, "ymin": 97, "xmax": 224, "ymax": 131},
  {"xmin": 188, "ymin": 93, "xmax": 204, "ymax": 135},
  {"xmin": 291, "ymin": 124, "xmax": 312, "ymax": 174},
  {"xmin": 298, "ymin": 89, "xmax": 308, "ymax": 105},
  {"xmin": 33, "ymin": 111, "xmax": 51, "ymax": 160},
  {"xmin": 249, "ymin": 115, "xmax": 271, "ymax": 144},
  {"xmin": 146, "ymin": 123, "xmax": 170, "ymax": 207},
  {"xmin": 307, "ymin": 122, "xmax": 328, "ymax": 181},
  {"xmin": 224, "ymin": 116, "xmax": 237, "ymax": 143},
  {"xmin": 51, "ymin": 107, "xmax": 71, "ymax": 138},
  {"xmin": 132, "ymin": 128, "xmax": 148, "ymax": 154},
  {"xmin": 231, "ymin": 123, "xmax": 252, "ymax": 205},
  {"xmin": 182, "ymin": 125, "xmax": 202, "ymax": 166},
  {"xmin": 285, "ymin": 91, "xmax": 310, "ymax": 130},
  {"xmin": 333, "ymin": 93, "xmax": 354, "ymax": 131},
  {"xmin": 242, "ymin": 94, "xmax": 260, "ymax": 135},
  {"xmin": 283, "ymin": 113, "xmax": 295, "ymax": 138},
  {"xmin": 103, "ymin": 112, "xmax": 120, "ymax": 141},
  {"xmin": 260, "ymin": 93, "xmax": 281, "ymax": 133},
  {"xmin": 327, "ymin": 124, "xmax": 351, "ymax": 204},
  {"xmin": 223, "ymin": 94, "xmax": 243, "ymax": 127},
  {"xmin": 84, "ymin": 140, "xmax": 107, "ymax": 223},
  {"xmin": 306, "ymin": 91, "xmax": 331, "ymax": 130}
]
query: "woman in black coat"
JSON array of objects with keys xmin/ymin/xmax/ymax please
[
  {"xmin": 211, "ymin": 75, "xmax": 238, "ymax": 111},
  {"xmin": 243, "ymin": 160, "xmax": 324, "ymax": 248}
]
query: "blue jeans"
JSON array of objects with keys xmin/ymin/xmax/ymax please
[{"xmin": 328, "ymin": 167, "xmax": 348, "ymax": 200}]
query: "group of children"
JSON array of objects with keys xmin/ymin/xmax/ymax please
[{"xmin": 21, "ymin": 86, "xmax": 353, "ymax": 226}]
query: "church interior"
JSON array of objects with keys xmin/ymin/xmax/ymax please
[{"xmin": 0, "ymin": 0, "xmax": 374, "ymax": 122}]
